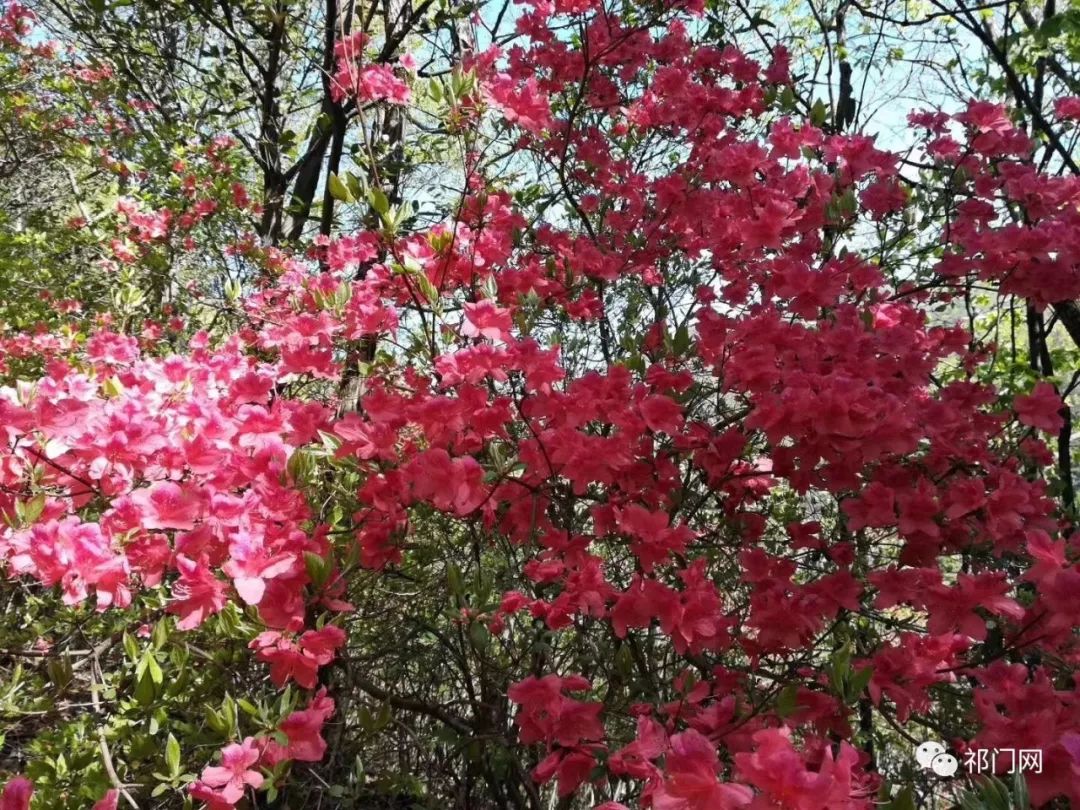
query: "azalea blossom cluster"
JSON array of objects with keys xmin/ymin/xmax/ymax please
[
  {"xmin": 0, "ymin": 334, "xmax": 346, "ymax": 804},
  {"xmin": 330, "ymin": 30, "xmax": 412, "ymax": 106},
  {"xmin": 0, "ymin": 779, "xmax": 115, "ymax": 810},
  {"xmin": 3, "ymin": 0, "xmax": 1080, "ymax": 807}
]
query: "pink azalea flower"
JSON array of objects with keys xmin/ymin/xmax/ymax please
[
  {"xmin": 0, "ymin": 777, "xmax": 32, "ymax": 810},
  {"xmin": 199, "ymin": 737, "xmax": 264, "ymax": 805},
  {"xmin": 168, "ymin": 554, "xmax": 228, "ymax": 630},
  {"xmin": 1014, "ymin": 381, "xmax": 1064, "ymax": 432},
  {"xmin": 92, "ymin": 789, "xmax": 119, "ymax": 810},
  {"xmin": 130, "ymin": 481, "xmax": 204, "ymax": 530},
  {"xmin": 462, "ymin": 300, "xmax": 513, "ymax": 342}
]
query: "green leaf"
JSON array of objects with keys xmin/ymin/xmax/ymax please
[
  {"xmin": 345, "ymin": 172, "xmax": 364, "ymax": 204},
  {"xmin": 847, "ymin": 665, "xmax": 874, "ymax": 703},
  {"xmin": 165, "ymin": 733, "xmax": 181, "ymax": 776},
  {"xmin": 204, "ymin": 705, "xmax": 226, "ymax": 733},
  {"xmin": 1013, "ymin": 770, "xmax": 1030, "ymax": 809},
  {"xmin": 469, "ymin": 621, "xmax": 490, "ymax": 650},
  {"xmin": 839, "ymin": 187, "xmax": 858, "ymax": 217},
  {"xmin": 776, "ymin": 683, "xmax": 799, "ymax": 718},
  {"xmin": 981, "ymin": 776, "xmax": 1012, "ymax": 810},
  {"xmin": 15, "ymin": 495, "xmax": 45, "ymax": 527},
  {"xmin": 135, "ymin": 667, "xmax": 157, "ymax": 706},
  {"xmin": 46, "ymin": 655, "xmax": 73, "ymax": 692},
  {"xmin": 222, "ymin": 694, "xmax": 237, "ymax": 736},
  {"xmin": 319, "ymin": 430, "xmax": 343, "ymax": 455},
  {"xmin": 304, "ymin": 551, "xmax": 329, "ymax": 587},
  {"xmin": 447, "ymin": 564, "xmax": 464, "ymax": 596},
  {"xmin": 829, "ymin": 640, "xmax": 852, "ymax": 694},
  {"xmin": 416, "ymin": 273, "xmax": 439, "ymax": 305},
  {"xmin": 367, "ymin": 186, "xmax": 390, "ymax": 216},
  {"xmin": 102, "ymin": 376, "xmax": 125, "ymax": 398},
  {"xmin": 358, "ymin": 706, "xmax": 373, "ymax": 730},
  {"xmin": 152, "ymin": 619, "xmax": 169, "ymax": 650},
  {"xmin": 327, "ymin": 172, "xmax": 351, "ymax": 203},
  {"xmin": 672, "ymin": 324, "xmax": 691, "ymax": 356},
  {"xmin": 884, "ymin": 787, "xmax": 916, "ymax": 810},
  {"xmin": 147, "ymin": 654, "xmax": 163, "ymax": 685}
]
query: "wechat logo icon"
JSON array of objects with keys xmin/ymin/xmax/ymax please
[{"xmin": 916, "ymin": 741, "xmax": 958, "ymax": 777}]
